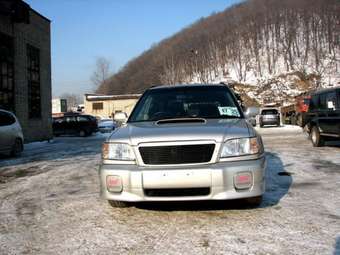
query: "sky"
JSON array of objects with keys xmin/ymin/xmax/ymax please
[{"xmin": 25, "ymin": 0, "xmax": 241, "ymax": 97}]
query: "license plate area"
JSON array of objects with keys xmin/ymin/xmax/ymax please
[
  {"xmin": 144, "ymin": 187, "xmax": 211, "ymax": 197},
  {"xmin": 142, "ymin": 170, "xmax": 211, "ymax": 189}
]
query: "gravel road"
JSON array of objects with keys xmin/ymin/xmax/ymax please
[{"xmin": 0, "ymin": 127, "xmax": 339, "ymax": 255}]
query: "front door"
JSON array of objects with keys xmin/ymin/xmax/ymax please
[
  {"xmin": 0, "ymin": 111, "xmax": 15, "ymax": 153},
  {"xmin": 323, "ymin": 91, "xmax": 340, "ymax": 135}
]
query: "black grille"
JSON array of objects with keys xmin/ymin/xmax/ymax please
[
  {"xmin": 139, "ymin": 144, "xmax": 215, "ymax": 165},
  {"xmin": 144, "ymin": 188, "xmax": 210, "ymax": 197}
]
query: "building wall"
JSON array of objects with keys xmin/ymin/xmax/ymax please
[
  {"xmin": 0, "ymin": 10, "xmax": 52, "ymax": 142},
  {"xmin": 52, "ymin": 98, "xmax": 67, "ymax": 114},
  {"xmin": 84, "ymin": 98, "xmax": 139, "ymax": 119}
]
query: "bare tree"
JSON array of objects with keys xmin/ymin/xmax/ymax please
[
  {"xmin": 91, "ymin": 57, "xmax": 112, "ymax": 91},
  {"xmin": 94, "ymin": 0, "xmax": 339, "ymax": 94}
]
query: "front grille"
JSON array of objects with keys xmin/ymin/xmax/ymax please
[
  {"xmin": 144, "ymin": 188, "xmax": 211, "ymax": 197},
  {"xmin": 139, "ymin": 144, "xmax": 215, "ymax": 165}
]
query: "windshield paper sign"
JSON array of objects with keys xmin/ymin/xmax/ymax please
[{"xmin": 218, "ymin": 107, "xmax": 240, "ymax": 117}]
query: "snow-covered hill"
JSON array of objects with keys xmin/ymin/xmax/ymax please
[{"xmin": 98, "ymin": 0, "xmax": 339, "ymax": 106}]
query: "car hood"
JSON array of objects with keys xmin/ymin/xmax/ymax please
[{"xmin": 108, "ymin": 119, "xmax": 254, "ymax": 145}]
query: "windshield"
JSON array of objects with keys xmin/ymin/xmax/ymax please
[
  {"xmin": 261, "ymin": 109, "xmax": 278, "ymax": 115},
  {"xmin": 128, "ymin": 86, "xmax": 242, "ymax": 122}
]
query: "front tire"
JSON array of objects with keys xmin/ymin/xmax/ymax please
[
  {"xmin": 245, "ymin": 196, "xmax": 262, "ymax": 207},
  {"xmin": 108, "ymin": 200, "xmax": 130, "ymax": 208},
  {"xmin": 310, "ymin": 126, "xmax": 324, "ymax": 147},
  {"xmin": 11, "ymin": 138, "xmax": 23, "ymax": 157},
  {"xmin": 79, "ymin": 130, "xmax": 87, "ymax": 137}
]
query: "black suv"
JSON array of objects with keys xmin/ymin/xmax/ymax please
[
  {"xmin": 305, "ymin": 87, "xmax": 340, "ymax": 147},
  {"xmin": 53, "ymin": 114, "xmax": 98, "ymax": 137}
]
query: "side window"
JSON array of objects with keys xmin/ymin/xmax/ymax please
[
  {"xmin": 65, "ymin": 116, "xmax": 76, "ymax": 123},
  {"xmin": 309, "ymin": 95, "xmax": 319, "ymax": 111},
  {"xmin": 77, "ymin": 116, "xmax": 89, "ymax": 122},
  {"xmin": 135, "ymin": 95, "xmax": 153, "ymax": 121},
  {"xmin": 0, "ymin": 111, "xmax": 16, "ymax": 126},
  {"xmin": 319, "ymin": 93, "xmax": 327, "ymax": 110},
  {"xmin": 325, "ymin": 91, "xmax": 337, "ymax": 111},
  {"xmin": 53, "ymin": 118, "xmax": 63, "ymax": 124}
]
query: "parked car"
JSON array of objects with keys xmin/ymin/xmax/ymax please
[
  {"xmin": 305, "ymin": 87, "xmax": 340, "ymax": 147},
  {"xmin": 244, "ymin": 106, "xmax": 260, "ymax": 126},
  {"xmin": 53, "ymin": 114, "xmax": 98, "ymax": 137},
  {"xmin": 259, "ymin": 108, "xmax": 280, "ymax": 127},
  {"xmin": 0, "ymin": 109, "xmax": 24, "ymax": 156},
  {"xmin": 98, "ymin": 119, "xmax": 117, "ymax": 133},
  {"xmin": 99, "ymin": 84, "xmax": 266, "ymax": 207}
]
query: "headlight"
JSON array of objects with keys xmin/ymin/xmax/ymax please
[
  {"xmin": 102, "ymin": 143, "xmax": 135, "ymax": 161},
  {"xmin": 220, "ymin": 137, "xmax": 261, "ymax": 158}
]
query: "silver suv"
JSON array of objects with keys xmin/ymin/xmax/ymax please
[{"xmin": 99, "ymin": 85, "xmax": 266, "ymax": 207}]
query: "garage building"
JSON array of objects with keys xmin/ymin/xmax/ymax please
[{"xmin": 84, "ymin": 93, "xmax": 141, "ymax": 119}]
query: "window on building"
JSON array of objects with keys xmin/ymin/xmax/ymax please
[
  {"xmin": 27, "ymin": 44, "xmax": 41, "ymax": 118},
  {"xmin": 93, "ymin": 102, "xmax": 103, "ymax": 110},
  {"xmin": 0, "ymin": 33, "xmax": 15, "ymax": 112}
]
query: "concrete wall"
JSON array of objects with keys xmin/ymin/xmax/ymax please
[
  {"xmin": 84, "ymin": 98, "xmax": 139, "ymax": 119},
  {"xmin": 0, "ymin": 10, "xmax": 52, "ymax": 142}
]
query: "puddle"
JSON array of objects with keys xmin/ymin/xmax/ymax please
[
  {"xmin": 0, "ymin": 166, "xmax": 42, "ymax": 183},
  {"xmin": 291, "ymin": 182, "xmax": 319, "ymax": 189},
  {"xmin": 313, "ymin": 160, "xmax": 340, "ymax": 174}
]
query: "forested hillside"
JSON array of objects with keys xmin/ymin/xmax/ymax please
[{"xmin": 98, "ymin": 0, "xmax": 339, "ymax": 105}]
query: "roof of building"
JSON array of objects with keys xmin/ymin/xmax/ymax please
[
  {"xmin": 29, "ymin": 7, "xmax": 51, "ymax": 22},
  {"xmin": 85, "ymin": 93, "xmax": 142, "ymax": 101},
  {"xmin": 0, "ymin": 0, "xmax": 50, "ymax": 23}
]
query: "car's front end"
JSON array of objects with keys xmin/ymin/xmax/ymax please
[{"xmin": 99, "ymin": 85, "xmax": 266, "ymax": 206}]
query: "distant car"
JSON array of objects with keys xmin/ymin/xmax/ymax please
[
  {"xmin": 53, "ymin": 114, "xmax": 98, "ymax": 137},
  {"xmin": 259, "ymin": 108, "xmax": 280, "ymax": 127},
  {"xmin": 244, "ymin": 107, "xmax": 259, "ymax": 126},
  {"xmin": 98, "ymin": 119, "xmax": 116, "ymax": 133},
  {"xmin": 305, "ymin": 87, "xmax": 340, "ymax": 147},
  {"xmin": 0, "ymin": 110, "xmax": 24, "ymax": 156}
]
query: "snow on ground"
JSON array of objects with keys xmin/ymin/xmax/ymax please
[{"xmin": 0, "ymin": 128, "xmax": 339, "ymax": 255}]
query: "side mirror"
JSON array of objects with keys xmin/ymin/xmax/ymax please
[
  {"xmin": 114, "ymin": 112, "xmax": 128, "ymax": 125},
  {"xmin": 244, "ymin": 109, "xmax": 250, "ymax": 119},
  {"xmin": 235, "ymin": 93, "xmax": 242, "ymax": 101}
]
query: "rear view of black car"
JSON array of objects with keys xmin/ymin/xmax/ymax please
[
  {"xmin": 305, "ymin": 87, "xmax": 340, "ymax": 147},
  {"xmin": 53, "ymin": 114, "xmax": 98, "ymax": 137}
]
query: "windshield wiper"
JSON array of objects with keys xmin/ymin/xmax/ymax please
[{"xmin": 156, "ymin": 117, "xmax": 206, "ymax": 125}]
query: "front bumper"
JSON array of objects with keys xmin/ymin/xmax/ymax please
[
  {"xmin": 99, "ymin": 156, "xmax": 266, "ymax": 202},
  {"xmin": 261, "ymin": 119, "xmax": 279, "ymax": 125}
]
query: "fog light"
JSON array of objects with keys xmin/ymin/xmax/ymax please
[
  {"xmin": 106, "ymin": 175, "xmax": 123, "ymax": 193},
  {"xmin": 234, "ymin": 172, "xmax": 253, "ymax": 190}
]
